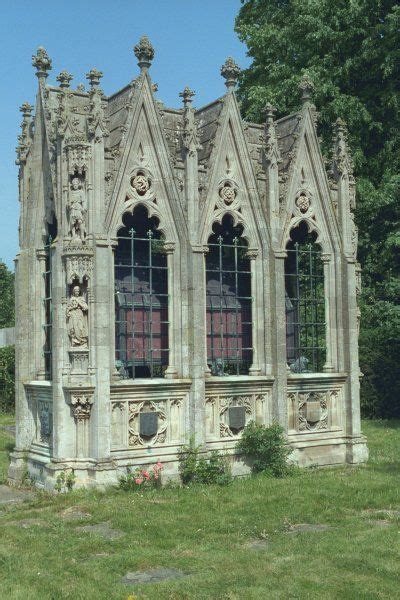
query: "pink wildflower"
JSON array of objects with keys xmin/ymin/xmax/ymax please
[
  {"xmin": 135, "ymin": 478, "xmax": 143, "ymax": 485},
  {"xmin": 156, "ymin": 461, "xmax": 163, "ymax": 469},
  {"xmin": 142, "ymin": 470, "xmax": 150, "ymax": 480}
]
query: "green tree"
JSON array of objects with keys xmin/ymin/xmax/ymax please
[
  {"xmin": 0, "ymin": 261, "xmax": 14, "ymax": 328},
  {"xmin": 235, "ymin": 0, "xmax": 400, "ymax": 417}
]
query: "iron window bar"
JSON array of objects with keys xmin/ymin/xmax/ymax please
[
  {"xmin": 115, "ymin": 228, "xmax": 169, "ymax": 379},
  {"xmin": 285, "ymin": 242, "xmax": 326, "ymax": 373},
  {"xmin": 206, "ymin": 235, "xmax": 253, "ymax": 375}
]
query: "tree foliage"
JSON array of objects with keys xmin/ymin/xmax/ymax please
[
  {"xmin": 235, "ymin": 0, "xmax": 400, "ymax": 417},
  {"xmin": 0, "ymin": 262, "xmax": 14, "ymax": 328}
]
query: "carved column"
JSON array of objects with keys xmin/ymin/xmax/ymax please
[
  {"xmin": 247, "ymin": 249, "xmax": 262, "ymax": 376},
  {"xmin": 164, "ymin": 242, "xmax": 178, "ymax": 378},
  {"xmin": 322, "ymin": 253, "xmax": 335, "ymax": 373},
  {"xmin": 271, "ymin": 251, "xmax": 289, "ymax": 429}
]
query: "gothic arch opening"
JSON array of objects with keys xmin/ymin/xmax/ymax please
[
  {"xmin": 114, "ymin": 205, "xmax": 169, "ymax": 379},
  {"xmin": 206, "ymin": 214, "xmax": 252, "ymax": 375},
  {"xmin": 285, "ymin": 221, "xmax": 326, "ymax": 373}
]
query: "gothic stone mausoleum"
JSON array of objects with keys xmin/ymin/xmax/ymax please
[{"xmin": 9, "ymin": 39, "xmax": 368, "ymax": 489}]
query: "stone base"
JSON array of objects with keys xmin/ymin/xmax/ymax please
[
  {"xmin": 7, "ymin": 450, "xmax": 29, "ymax": 485},
  {"xmin": 289, "ymin": 435, "xmax": 369, "ymax": 468},
  {"xmin": 9, "ymin": 434, "xmax": 368, "ymax": 490}
]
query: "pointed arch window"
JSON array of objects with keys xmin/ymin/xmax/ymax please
[
  {"xmin": 114, "ymin": 206, "xmax": 169, "ymax": 378},
  {"xmin": 206, "ymin": 215, "xmax": 253, "ymax": 375},
  {"xmin": 285, "ymin": 223, "xmax": 326, "ymax": 373}
]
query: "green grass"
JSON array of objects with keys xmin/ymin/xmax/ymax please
[{"xmin": 0, "ymin": 416, "xmax": 399, "ymax": 599}]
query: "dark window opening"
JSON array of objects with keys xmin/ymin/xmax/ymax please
[
  {"xmin": 114, "ymin": 205, "xmax": 169, "ymax": 379},
  {"xmin": 285, "ymin": 222, "xmax": 326, "ymax": 373},
  {"xmin": 206, "ymin": 215, "xmax": 253, "ymax": 375}
]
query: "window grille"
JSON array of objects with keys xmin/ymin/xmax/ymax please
[
  {"xmin": 114, "ymin": 210, "xmax": 168, "ymax": 379},
  {"xmin": 285, "ymin": 228, "xmax": 326, "ymax": 373},
  {"xmin": 43, "ymin": 236, "xmax": 53, "ymax": 379},
  {"xmin": 206, "ymin": 220, "xmax": 253, "ymax": 375}
]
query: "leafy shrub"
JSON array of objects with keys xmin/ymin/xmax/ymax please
[
  {"xmin": 55, "ymin": 469, "xmax": 75, "ymax": 493},
  {"xmin": 0, "ymin": 345, "xmax": 15, "ymax": 413},
  {"xmin": 236, "ymin": 422, "xmax": 291, "ymax": 477},
  {"xmin": 178, "ymin": 438, "xmax": 232, "ymax": 485},
  {"xmin": 119, "ymin": 462, "xmax": 163, "ymax": 491}
]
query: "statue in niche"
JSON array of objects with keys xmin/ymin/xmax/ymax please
[
  {"xmin": 68, "ymin": 177, "xmax": 87, "ymax": 241},
  {"xmin": 66, "ymin": 285, "xmax": 88, "ymax": 347}
]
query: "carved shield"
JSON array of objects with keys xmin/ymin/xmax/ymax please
[{"xmin": 305, "ymin": 400, "xmax": 321, "ymax": 424}]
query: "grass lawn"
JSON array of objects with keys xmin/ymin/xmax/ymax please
[{"xmin": 0, "ymin": 416, "xmax": 399, "ymax": 599}]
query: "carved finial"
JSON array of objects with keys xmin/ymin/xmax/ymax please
[
  {"xmin": 32, "ymin": 46, "xmax": 52, "ymax": 79},
  {"xmin": 76, "ymin": 83, "xmax": 86, "ymax": 93},
  {"xmin": 134, "ymin": 36, "xmax": 155, "ymax": 71},
  {"xmin": 86, "ymin": 68, "xmax": 103, "ymax": 89},
  {"xmin": 56, "ymin": 70, "xmax": 73, "ymax": 88},
  {"xmin": 221, "ymin": 57, "xmax": 241, "ymax": 89},
  {"xmin": 179, "ymin": 86, "xmax": 195, "ymax": 107},
  {"xmin": 265, "ymin": 102, "xmax": 276, "ymax": 122},
  {"xmin": 20, "ymin": 102, "xmax": 33, "ymax": 119},
  {"xmin": 299, "ymin": 72, "xmax": 315, "ymax": 104}
]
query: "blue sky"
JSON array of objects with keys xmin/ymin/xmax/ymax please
[{"xmin": 0, "ymin": 0, "xmax": 250, "ymax": 269}]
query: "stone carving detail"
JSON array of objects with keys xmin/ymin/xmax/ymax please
[
  {"xmin": 264, "ymin": 103, "xmax": 281, "ymax": 168},
  {"xmin": 219, "ymin": 395, "xmax": 252, "ymax": 438},
  {"xmin": 131, "ymin": 173, "xmax": 150, "ymax": 195},
  {"xmin": 128, "ymin": 401, "xmax": 167, "ymax": 447},
  {"xmin": 56, "ymin": 70, "xmax": 73, "ymax": 88},
  {"xmin": 205, "ymin": 391, "xmax": 269, "ymax": 439},
  {"xmin": 219, "ymin": 182, "xmax": 237, "ymax": 205},
  {"xmin": 221, "ymin": 57, "xmax": 241, "ymax": 89},
  {"xmin": 287, "ymin": 390, "xmax": 340, "ymax": 432},
  {"xmin": 180, "ymin": 87, "xmax": 201, "ymax": 156},
  {"xmin": 70, "ymin": 394, "xmax": 93, "ymax": 421},
  {"xmin": 134, "ymin": 36, "xmax": 155, "ymax": 70},
  {"xmin": 16, "ymin": 102, "xmax": 33, "ymax": 165},
  {"xmin": 63, "ymin": 243, "xmax": 94, "ymax": 284},
  {"xmin": 86, "ymin": 68, "xmax": 109, "ymax": 141},
  {"xmin": 68, "ymin": 177, "xmax": 87, "ymax": 241},
  {"xmin": 69, "ymin": 350, "xmax": 89, "ymax": 375},
  {"xmin": 32, "ymin": 46, "xmax": 52, "ymax": 78},
  {"xmin": 331, "ymin": 118, "xmax": 354, "ymax": 179},
  {"xmin": 299, "ymin": 73, "xmax": 315, "ymax": 104},
  {"xmin": 64, "ymin": 140, "xmax": 91, "ymax": 175},
  {"xmin": 39, "ymin": 400, "xmax": 52, "ymax": 443},
  {"xmin": 295, "ymin": 193, "xmax": 310, "ymax": 214},
  {"xmin": 66, "ymin": 285, "xmax": 88, "ymax": 348},
  {"xmin": 28, "ymin": 388, "xmax": 53, "ymax": 446}
]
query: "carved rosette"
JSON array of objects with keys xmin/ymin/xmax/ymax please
[
  {"xmin": 296, "ymin": 194, "xmax": 310, "ymax": 213},
  {"xmin": 70, "ymin": 393, "xmax": 93, "ymax": 421}
]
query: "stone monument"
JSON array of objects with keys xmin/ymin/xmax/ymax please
[{"xmin": 9, "ymin": 38, "xmax": 367, "ymax": 489}]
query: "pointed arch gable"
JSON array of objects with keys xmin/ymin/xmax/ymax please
[
  {"xmin": 199, "ymin": 94, "xmax": 269, "ymax": 250},
  {"xmin": 280, "ymin": 110, "xmax": 340, "ymax": 255},
  {"xmin": 105, "ymin": 76, "xmax": 186, "ymax": 244}
]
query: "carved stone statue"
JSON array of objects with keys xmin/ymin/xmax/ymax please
[
  {"xmin": 66, "ymin": 285, "xmax": 88, "ymax": 347},
  {"xmin": 68, "ymin": 177, "xmax": 87, "ymax": 241},
  {"xmin": 211, "ymin": 358, "xmax": 225, "ymax": 376},
  {"xmin": 290, "ymin": 356, "xmax": 310, "ymax": 373}
]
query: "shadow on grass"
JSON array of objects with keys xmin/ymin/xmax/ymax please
[{"xmin": 368, "ymin": 462, "xmax": 400, "ymax": 474}]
